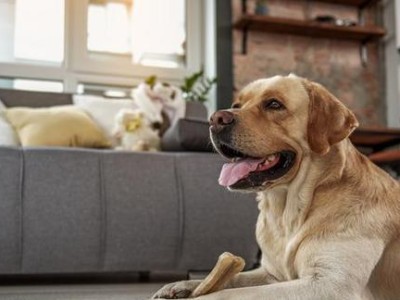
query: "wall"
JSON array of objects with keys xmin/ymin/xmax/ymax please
[{"xmin": 232, "ymin": 0, "xmax": 385, "ymax": 126}]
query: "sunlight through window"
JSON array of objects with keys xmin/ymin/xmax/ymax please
[
  {"xmin": 131, "ymin": 0, "xmax": 185, "ymax": 60},
  {"xmin": 13, "ymin": 79, "xmax": 63, "ymax": 93},
  {"xmin": 14, "ymin": 0, "xmax": 65, "ymax": 63},
  {"xmin": 88, "ymin": 1, "xmax": 131, "ymax": 54},
  {"xmin": 87, "ymin": 0, "xmax": 185, "ymax": 67}
]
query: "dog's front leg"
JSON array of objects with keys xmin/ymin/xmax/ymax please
[
  {"xmin": 224, "ymin": 267, "xmax": 278, "ymax": 289},
  {"xmin": 194, "ymin": 277, "xmax": 355, "ymax": 300},
  {"xmin": 188, "ymin": 238, "xmax": 385, "ymax": 300},
  {"xmin": 152, "ymin": 267, "xmax": 276, "ymax": 299},
  {"xmin": 152, "ymin": 279, "xmax": 202, "ymax": 299}
]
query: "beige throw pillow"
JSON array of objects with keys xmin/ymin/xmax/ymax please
[
  {"xmin": 0, "ymin": 99, "xmax": 20, "ymax": 146},
  {"xmin": 6, "ymin": 106, "xmax": 110, "ymax": 148},
  {"xmin": 73, "ymin": 94, "xmax": 137, "ymax": 146}
]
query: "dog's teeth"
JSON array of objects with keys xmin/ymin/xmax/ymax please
[{"xmin": 267, "ymin": 154, "xmax": 276, "ymax": 162}]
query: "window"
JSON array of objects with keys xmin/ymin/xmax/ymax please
[
  {"xmin": 14, "ymin": 0, "xmax": 65, "ymax": 63},
  {"xmin": 87, "ymin": 0, "xmax": 132, "ymax": 55},
  {"xmin": 0, "ymin": 0, "xmax": 203, "ymax": 94},
  {"xmin": 0, "ymin": 77, "xmax": 63, "ymax": 93},
  {"xmin": 0, "ymin": 0, "xmax": 65, "ymax": 64},
  {"xmin": 130, "ymin": 0, "xmax": 185, "ymax": 66},
  {"xmin": 87, "ymin": 0, "xmax": 186, "ymax": 67},
  {"xmin": 77, "ymin": 82, "xmax": 132, "ymax": 98},
  {"xmin": 13, "ymin": 79, "xmax": 64, "ymax": 93}
]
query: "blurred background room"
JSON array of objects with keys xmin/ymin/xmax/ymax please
[{"xmin": 0, "ymin": 0, "xmax": 399, "ymax": 299}]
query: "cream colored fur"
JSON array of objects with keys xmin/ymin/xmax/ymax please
[{"xmin": 152, "ymin": 75, "xmax": 400, "ymax": 300}]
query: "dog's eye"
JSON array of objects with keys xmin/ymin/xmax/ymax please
[
  {"xmin": 263, "ymin": 99, "xmax": 284, "ymax": 110},
  {"xmin": 231, "ymin": 103, "xmax": 241, "ymax": 109}
]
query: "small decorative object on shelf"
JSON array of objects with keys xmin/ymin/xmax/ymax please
[
  {"xmin": 255, "ymin": 0, "xmax": 269, "ymax": 16},
  {"xmin": 314, "ymin": 15, "xmax": 357, "ymax": 27}
]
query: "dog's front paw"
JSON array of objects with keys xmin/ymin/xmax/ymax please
[{"xmin": 152, "ymin": 280, "xmax": 201, "ymax": 299}]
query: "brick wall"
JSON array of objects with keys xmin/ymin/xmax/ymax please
[{"xmin": 232, "ymin": 0, "xmax": 384, "ymax": 126}]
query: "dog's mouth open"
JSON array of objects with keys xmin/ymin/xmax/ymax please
[{"xmin": 216, "ymin": 143, "xmax": 296, "ymax": 190}]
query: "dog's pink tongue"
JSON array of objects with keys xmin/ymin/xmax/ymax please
[{"xmin": 218, "ymin": 158, "xmax": 264, "ymax": 187}]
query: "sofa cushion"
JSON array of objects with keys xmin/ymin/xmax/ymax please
[
  {"xmin": 0, "ymin": 100, "xmax": 19, "ymax": 146},
  {"xmin": 0, "ymin": 88, "xmax": 72, "ymax": 108},
  {"xmin": 6, "ymin": 106, "xmax": 111, "ymax": 148},
  {"xmin": 174, "ymin": 153, "xmax": 259, "ymax": 271},
  {"xmin": 161, "ymin": 118, "xmax": 213, "ymax": 152},
  {"xmin": 0, "ymin": 148, "xmax": 22, "ymax": 273},
  {"xmin": 22, "ymin": 149, "xmax": 104, "ymax": 273},
  {"xmin": 73, "ymin": 95, "xmax": 137, "ymax": 145},
  {"xmin": 0, "ymin": 148, "xmax": 260, "ymax": 275},
  {"xmin": 102, "ymin": 152, "xmax": 179, "ymax": 271}
]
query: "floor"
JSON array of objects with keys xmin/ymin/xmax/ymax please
[
  {"xmin": 0, "ymin": 273, "xmax": 193, "ymax": 300},
  {"xmin": 0, "ymin": 283, "xmax": 164, "ymax": 300}
]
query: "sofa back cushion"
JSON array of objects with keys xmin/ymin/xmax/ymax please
[
  {"xmin": 0, "ymin": 88, "xmax": 72, "ymax": 108},
  {"xmin": 6, "ymin": 106, "xmax": 110, "ymax": 148}
]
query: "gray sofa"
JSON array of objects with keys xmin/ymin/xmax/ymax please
[{"xmin": 0, "ymin": 88, "xmax": 259, "ymax": 276}]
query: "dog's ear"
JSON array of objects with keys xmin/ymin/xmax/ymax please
[{"xmin": 303, "ymin": 80, "xmax": 359, "ymax": 155}]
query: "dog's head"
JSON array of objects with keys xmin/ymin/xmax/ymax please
[{"xmin": 210, "ymin": 74, "xmax": 359, "ymax": 192}]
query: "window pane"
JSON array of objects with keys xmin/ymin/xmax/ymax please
[
  {"xmin": 88, "ymin": 0, "xmax": 132, "ymax": 54},
  {"xmin": 87, "ymin": 0, "xmax": 186, "ymax": 67},
  {"xmin": 14, "ymin": 0, "xmax": 65, "ymax": 63},
  {"xmin": 131, "ymin": 0, "xmax": 185, "ymax": 58},
  {"xmin": 0, "ymin": 78, "xmax": 64, "ymax": 93},
  {"xmin": 77, "ymin": 83, "xmax": 132, "ymax": 98},
  {"xmin": 0, "ymin": 77, "xmax": 14, "ymax": 89}
]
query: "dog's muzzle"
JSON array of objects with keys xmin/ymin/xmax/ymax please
[{"xmin": 209, "ymin": 110, "xmax": 235, "ymax": 134}]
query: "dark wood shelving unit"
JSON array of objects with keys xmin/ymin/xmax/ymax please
[
  {"xmin": 235, "ymin": 0, "xmax": 385, "ymax": 65},
  {"xmin": 314, "ymin": 0, "xmax": 379, "ymax": 8},
  {"xmin": 234, "ymin": 15, "xmax": 385, "ymax": 42}
]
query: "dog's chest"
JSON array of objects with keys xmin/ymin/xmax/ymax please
[{"xmin": 255, "ymin": 192, "xmax": 304, "ymax": 281}]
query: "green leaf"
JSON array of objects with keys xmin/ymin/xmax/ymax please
[
  {"xmin": 180, "ymin": 68, "xmax": 217, "ymax": 102},
  {"xmin": 145, "ymin": 75, "xmax": 157, "ymax": 88},
  {"xmin": 184, "ymin": 69, "xmax": 204, "ymax": 91}
]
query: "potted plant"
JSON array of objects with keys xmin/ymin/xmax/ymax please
[{"xmin": 180, "ymin": 69, "xmax": 217, "ymax": 119}]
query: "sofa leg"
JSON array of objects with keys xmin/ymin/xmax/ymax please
[{"xmin": 138, "ymin": 271, "xmax": 150, "ymax": 282}]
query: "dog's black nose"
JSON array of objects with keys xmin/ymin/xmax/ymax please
[{"xmin": 209, "ymin": 110, "xmax": 235, "ymax": 132}]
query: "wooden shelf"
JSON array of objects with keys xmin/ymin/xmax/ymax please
[
  {"xmin": 234, "ymin": 15, "xmax": 385, "ymax": 42},
  {"xmin": 312, "ymin": 0, "xmax": 380, "ymax": 7},
  {"xmin": 351, "ymin": 127, "xmax": 400, "ymax": 152}
]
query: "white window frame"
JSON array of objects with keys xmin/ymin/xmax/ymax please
[{"xmin": 0, "ymin": 0, "xmax": 204, "ymax": 93}]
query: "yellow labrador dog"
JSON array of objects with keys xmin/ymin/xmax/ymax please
[{"xmin": 152, "ymin": 74, "xmax": 400, "ymax": 300}]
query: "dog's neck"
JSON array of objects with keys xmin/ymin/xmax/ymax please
[
  {"xmin": 257, "ymin": 139, "xmax": 350, "ymax": 234},
  {"xmin": 255, "ymin": 140, "xmax": 359, "ymax": 280}
]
